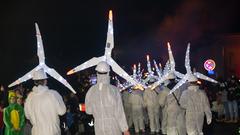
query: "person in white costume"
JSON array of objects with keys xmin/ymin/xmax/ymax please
[
  {"xmin": 129, "ymin": 88, "xmax": 145, "ymax": 133},
  {"xmin": 171, "ymin": 44, "xmax": 217, "ymax": 135},
  {"xmin": 8, "ymin": 23, "xmax": 76, "ymax": 135},
  {"xmin": 85, "ymin": 62, "xmax": 130, "ymax": 135},
  {"xmin": 24, "ymin": 69, "xmax": 66, "ymax": 135},
  {"xmin": 143, "ymin": 78, "xmax": 160, "ymax": 134},
  {"xmin": 121, "ymin": 90, "xmax": 133, "ymax": 128},
  {"xmin": 179, "ymin": 75, "xmax": 212, "ymax": 135}
]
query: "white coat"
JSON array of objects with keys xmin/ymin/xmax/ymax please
[
  {"xmin": 85, "ymin": 73, "xmax": 128, "ymax": 135},
  {"xmin": 180, "ymin": 85, "xmax": 212, "ymax": 135},
  {"xmin": 24, "ymin": 85, "xmax": 66, "ymax": 135},
  {"xmin": 143, "ymin": 87, "xmax": 160, "ymax": 132},
  {"xmin": 129, "ymin": 90, "xmax": 145, "ymax": 133}
]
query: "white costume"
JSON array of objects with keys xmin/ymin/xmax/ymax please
[
  {"xmin": 129, "ymin": 90, "xmax": 145, "ymax": 133},
  {"xmin": 180, "ymin": 85, "xmax": 212, "ymax": 135},
  {"xmin": 8, "ymin": 23, "xmax": 76, "ymax": 135},
  {"xmin": 24, "ymin": 85, "xmax": 66, "ymax": 135},
  {"xmin": 143, "ymin": 87, "xmax": 160, "ymax": 133},
  {"xmin": 122, "ymin": 90, "xmax": 133, "ymax": 127},
  {"xmin": 85, "ymin": 62, "xmax": 129, "ymax": 135}
]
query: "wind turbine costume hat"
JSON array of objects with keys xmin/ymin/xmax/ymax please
[
  {"xmin": 67, "ymin": 10, "xmax": 141, "ymax": 87},
  {"xmin": 150, "ymin": 42, "xmax": 184, "ymax": 90},
  {"xmin": 169, "ymin": 43, "xmax": 218, "ymax": 95},
  {"xmin": 8, "ymin": 23, "xmax": 76, "ymax": 94}
]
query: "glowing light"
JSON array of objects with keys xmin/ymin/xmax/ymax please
[
  {"xmin": 109, "ymin": 10, "xmax": 113, "ymax": 21},
  {"xmin": 133, "ymin": 64, "xmax": 136, "ymax": 69},
  {"xmin": 146, "ymin": 55, "xmax": 150, "ymax": 61},
  {"xmin": 197, "ymin": 81, "xmax": 202, "ymax": 84},
  {"xmin": 167, "ymin": 42, "xmax": 171, "ymax": 48},
  {"xmin": 79, "ymin": 104, "xmax": 86, "ymax": 112},
  {"xmin": 67, "ymin": 70, "xmax": 75, "ymax": 75}
]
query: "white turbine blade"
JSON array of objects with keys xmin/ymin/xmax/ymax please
[
  {"xmin": 174, "ymin": 71, "xmax": 184, "ymax": 79},
  {"xmin": 108, "ymin": 58, "xmax": 139, "ymax": 86},
  {"xmin": 150, "ymin": 73, "xmax": 170, "ymax": 90},
  {"xmin": 104, "ymin": 10, "xmax": 114, "ymax": 57},
  {"xmin": 194, "ymin": 72, "xmax": 218, "ymax": 83},
  {"xmin": 120, "ymin": 84, "xmax": 132, "ymax": 91},
  {"xmin": 67, "ymin": 56, "xmax": 104, "ymax": 75},
  {"xmin": 44, "ymin": 65, "xmax": 76, "ymax": 93},
  {"xmin": 163, "ymin": 60, "xmax": 170, "ymax": 76},
  {"xmin": 132, "ymin": 64, "xmax": 137, "ymax": 79},
  {"xmin": 169, "ymin": 75, "xmax": 188, "ymax": 95},
  {"xmin": 167, "ymin": 42, "xmax": 175, "ymax": 71},
  {"xmin": 35, "ymin": 23, "xmax": 45, "ymax": 64},
  {"xmin": 8, "ymin": 66, "xmax": 40, "ymax": 88},
  {"xmin": 153, "ymin": 60, "xmax": 162, "ymax": 78},
  {"xmin": 185, "ymin": 43, "xmax": 192, "ymax": 73}
]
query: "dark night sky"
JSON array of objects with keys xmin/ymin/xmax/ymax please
[{"xmin": 0, "ymin": 0, "xmax": 240, "ymax": 88}]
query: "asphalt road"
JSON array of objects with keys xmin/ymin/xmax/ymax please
[{"xmin": 78, "ymin": 121, "xmax": 239, "ymax": 135}]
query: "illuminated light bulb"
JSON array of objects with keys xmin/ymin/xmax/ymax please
[
  {"xmin": 109, "ymin": 10, "xmax": 113, "ymax": 21},
  {"xmin": 133, "ymin": 64, "xmax": 136, "ymax": 69},
  {"xmin": 146, "ymin": 55, "xmax": 150, "ymax": 61},
  {"xmin": 67, "ymin": 70, "xmax": 75, "ymax": 75}
]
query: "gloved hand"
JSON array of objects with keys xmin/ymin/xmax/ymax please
[{"xmin": 207, "ymin": 118, "xmax": 212, "ymax": 125}]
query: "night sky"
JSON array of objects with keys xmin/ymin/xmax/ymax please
[{"xmin": 0, "ymin": 0, "xmax": 240, "ymax": 88}]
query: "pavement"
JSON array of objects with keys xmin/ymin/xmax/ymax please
[{"xmin": 79, "ymin": 121, "xmax": 239, "ymax": 135}]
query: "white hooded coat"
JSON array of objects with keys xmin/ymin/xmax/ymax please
[
  {"xmin": 129, "ymin": 90, "xmax": 145, "ymax": 132},
  {"xmin": 122, "ymin": 90, "xmax": 133, "ymax": 127},
  {"xmin": 180, "ymin": 85, "xmax": 212, "ymax": 135},
  {"xmin": 143, "ymin": 87, "xmax": 160, "ymax": 132},
  {"xmin": 159, "ymin": 85, "xmax": 186, "ymax": 135},
  {"xmin": 158, "ymin": 86, "xmax": 169, "ymax": 134},
  {"xmin": 85, "ymin": 73, "xmax": 128, "ymax": 135},
  {"xmin": 24, "ymin": 85, "xmax": 66, "ymax": 135}
]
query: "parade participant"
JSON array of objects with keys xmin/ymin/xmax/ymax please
[
  {"xmin": 85, "ymin": 61, "xmax": 130, "ymax": 135},
  {"xmin": 161, "ymin": 74, "xmax": 186, "ymax": 135},
  {"xmin": 157, "ymin": 82, "xmax": 169, "ymax": 135},
  {"xmin": 3, "ymin": 91, "xmax": 25, "ymax": 135},
  {"xmin": 129, "ymin": 87, "xmax": 145, "ymax": 134},
  {"xmin": 121, "ymin": 90, "xmax": 133, "ymax": 128},
  {"xmin": 180, "ymin": 75, "xmax": 212, "ymax": 135},
  {"xmin": 171, "ymin": 44, "xmax": 217, "ymax": 135},
  {"xmin": 24, "ymin": 69, "xmax": 67, "ymax": 135},
  {"xmin": 143, "ymin": 78, "xmax": 160, "ymax": 134},
  {"xmin": 8, "ymin": 23, "xmax": 76, "ymax": 135}
]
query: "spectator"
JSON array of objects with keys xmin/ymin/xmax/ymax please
[
  {"xmin": 0, "ymin": 101, "xmax": 4, "ymax": 135},
  {"xmin": 211, "ymin": 93, "xmax": 224, "ymax": 122},
  {"xmin": 3, "ymin": 91, "xmax": 25, "ymax": 135},
  {"xmin": 0, "ymin": 85, "xmax": 7, "ymax": 107},
  {"xmin": 227, "ymin": 77, "xmax": 239, "ymax": 123},
  {"xmin": 219, "ymin": 81, "xmax": 230, "ymax": 121}
]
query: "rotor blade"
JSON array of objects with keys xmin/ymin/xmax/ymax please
[
  {"xmin": 108, "ymin": 58, "xmax": 140, "ymax": 86},
  {"xmin": 8, "ymin": 66, "xmax": 40, "ymax": 88},
  {"xmin": 67, "ymin": 56, "xmax": 104, "ymax": 75},
  {"xmin": 35, "ymin": 23, "xmax": 45, "ymax": 64},
  {"xmin": 169, "ymin": 75, "xmax": 188, "ymax": 95},
  {"xmin": 194, "ymin": 72, "xmax": 218, "ymax": 83},
  {"xmin": 44, "ymin": 65, "xmax": 76, "ymax": 93}
]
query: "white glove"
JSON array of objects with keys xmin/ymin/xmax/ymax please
[{"xmin": 207, "ymin": 118, "xmax": 212, "ymax": 125}]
